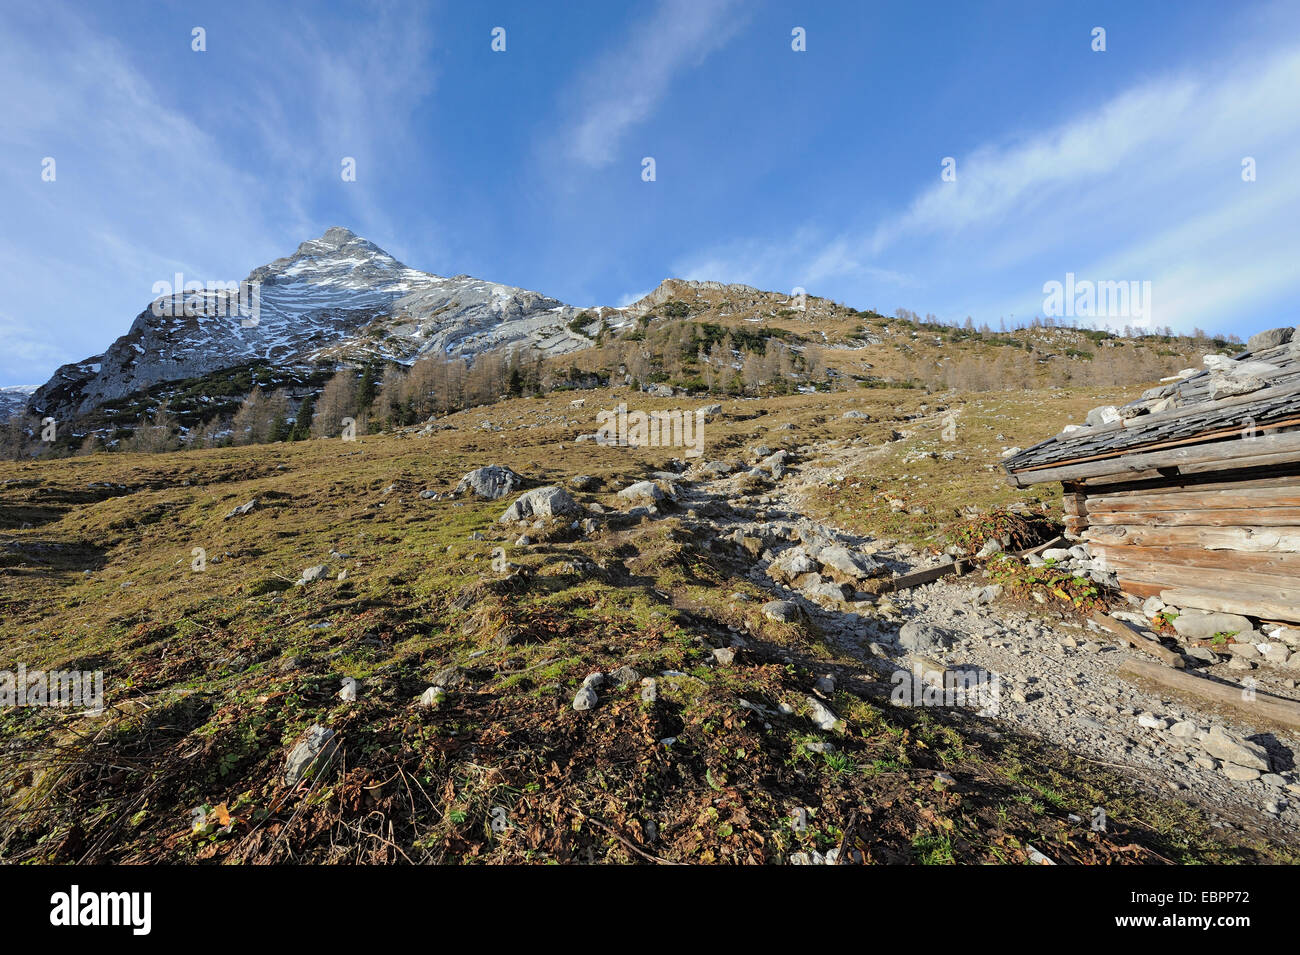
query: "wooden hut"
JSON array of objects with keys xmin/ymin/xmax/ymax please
[{"xmin": 1003, "ymin": 327, "xmax": 1300, "ymax": 625}]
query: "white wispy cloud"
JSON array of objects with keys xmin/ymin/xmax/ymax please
[
  {"xmin": 671, "ymin": 229, "xmax": 915, "ymax": 300},
  {"xmin": 955, "ymin": 42, "xmax": 1300, "ymax": 332},
  {"xmin": 676, "ymin": 36, "xmax": 1300, "ymax": 334},
  {"xmin": 558, "ymin": 0, "xmax": 746, "ymax": 168},
  {"xmin": 234, "ymin": 2, "xmax": 441, "ymax": 261},
  {"xmin": 867, "ymin": 80, "xmax": 1202, "ymax": 255}
]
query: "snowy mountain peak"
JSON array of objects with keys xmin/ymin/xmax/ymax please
[
  {"xmin": 28, "ymin": 229, "xmax": 596, "ymax": 422},
  {"xmin": 319, "ymin": 225, "xmax": 360, "ymax": 245},
  {"xmin": 286, "ymin": 226, "xmax": 394, "ymax": 264},
  {"xmin": 251, "ymin": 227, "xmax": 435, "ymax": 292}
]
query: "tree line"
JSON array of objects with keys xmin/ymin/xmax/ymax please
[{"xmin": 0, "ymin": 305, "xmax": 1244, "ymax": 459}]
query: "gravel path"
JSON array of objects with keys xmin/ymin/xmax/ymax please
[{"xmin": 669, "ymin": 423, "xmax": 1300, "ymax": 839}]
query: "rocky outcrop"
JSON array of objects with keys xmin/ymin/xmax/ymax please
[
  {"xmin": 499, "ymin": 486, "xmax": 581, "ymax": 522},
  {"xmin": 456, "ymin": 465, "xmax": 525, "ymax": 500},
  {"xmin": 1247, "ymin": 326, "xmax": 1295, "ymax": 352}
]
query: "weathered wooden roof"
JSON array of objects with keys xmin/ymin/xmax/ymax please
[{"xmin": 1005, "ymin": 328, "xmax": 1300, "ymax": 482}]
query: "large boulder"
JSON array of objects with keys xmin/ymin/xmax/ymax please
[
  {"xmin": 1085, "ymin": 405, "xmax": 1121, "ymax": 428},
  {"xmin": 796, "ymin": 525, "xmax": 838, "ymax": 559},
  {"xmin": 418, "ymin": 686, "xmax": 447, "ymax": 707},
  {"xmin": 297, "ymin": 565, "xmax": 331, "ymax": 585},
  {"xmin": 897, "ymin": 621, "xmax": 956, "ymax": 653},
  {"xmin": 1209, "ymin": 374, "xmax": 1266, "ymax": 400},
  {"xmin": 499, "ymin": 486, "xmax": 581, "ymax": 522},
  {"xmin": 617, "ymin": 481, "xmax": 665, "ymax": 504},
  {"xmin": 817, "ymin": 545, "xmax": 883, "ymax": 582},
  {"xmin": 801, "ymin": 578, "xmax": 851, "ymax": 607},
  {"xmin": 806, "ymin": 697, "xmax": 841, "ymax": 731},
  {"xmin": 1170, "ymin": 608, "xmax": 1252, "ymax": 641},
  {"xmin": 1246, "ymin": 327, "xmax": 1294, "ymax": 352},
  {"xmin": 697, "ymin": 460, "xmax": 733, "ymax": 477},
  {"xmin": 457, "ymin": 465, "xmax": 525, "ymax": 500},
  {"xmin": 767, "ymin": 546, "xmax": 819, "ymax": 583},
  {"xmin": 1199, "ymin": 727, "xmax": 1269, "ymax": 771},
  {"xmin": 762, "ymin": 600, "xmax": 802, "ymax": 623},
  {"xmin": 1202, "ymin": 355, "xmax": 1282, "ymax": 377},
  {"xmin": 224, "ymin": 499, "xmax": 257, "ymax": 519}
]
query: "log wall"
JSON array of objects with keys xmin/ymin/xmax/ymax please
[{"xmin": 1067, "ymin": 468, "xmax": 1300, "ymax": 623}]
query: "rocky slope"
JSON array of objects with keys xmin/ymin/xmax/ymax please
[
  {"xmin": 0, "ymin": 387, "xmax": 34, "ymax": 421},
  {"xmin": 28, "ymin": 227, "xmax": 598, "ymax": 422}
]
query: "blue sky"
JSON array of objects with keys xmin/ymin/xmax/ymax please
[{"xmin": 3, "ymin": 0, "xmax": 1299, "ymax": 385}]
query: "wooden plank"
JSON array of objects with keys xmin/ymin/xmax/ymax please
[
  {"xmin": 869, "ymin": 559, "xmax": 968, "ymax": 594},
  {"xmin": 1063, "ymin": 483, "xmax": 1090, "ymax": 530},
  {"xmin": 1099, "ymin": 553, "xmax": 1300, "ymax": 589},
  {"xmin": 1011, "ymin": 431, "xmax": 1300, "ymax": 486},
  {"xmin": 1117, "ymin": 579, "xmax": 1165, "ymax": 599},
  {"xmin": 1061, "ymin": 492, "xmax": 1088, "ymax": 517},
  {"xmin": 1160, "ymin": 588, "xmax": 1300, "ymax": 624},
  {"xmin": 1087, "ymin": 485, "xmax": 1300, "ymax": 510},
  {"xmin": 1103, "ymin": 563, "xmax": 1300, "ymax": 604},
  {"xmin": 1088, "ymin": 542, "xmax": 1300, "ymax": 575},
  {"xmin": 1091, "ymin": 612, "xmax": 1184, "ymax": 668},
  {"xmin": 1014, "ymin": 535, "xmax": 1064, "ymax": 558},
  {"xmin": 1180, "ymin": 448, "xmax": 1300, "ymax": 476},
  {"xmin": 1086, "ymin": 506, "xmax": 1300, "ymax": 527},
  {"xmin": 1118, "ymin": 657, "xmax": 1300, "ymax": 732},
  {"xmin": 1084, "ymin": 524, "xmax": 1300, "ymax": 552},
  {"xmin": 1078, "ymin": 466, "xmax": 1300, "ymax": 497},
  {"xmin": 1075, "ymin": 467, "xmax": 1177, "ymax": 488}
]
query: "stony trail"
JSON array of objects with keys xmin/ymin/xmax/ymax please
[{"xmin": 659, "ymin": 418, "xmax": 1300, "ymax": 839}]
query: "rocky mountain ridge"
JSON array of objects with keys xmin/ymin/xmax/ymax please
[{"xmin": 27, "ymin": 227, "xmax": 603, "ymax": 422}]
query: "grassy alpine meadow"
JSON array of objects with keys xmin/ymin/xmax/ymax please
[{"xmin": 0, "ymin": 386, "xmax": 1290, "ymax": 864}]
